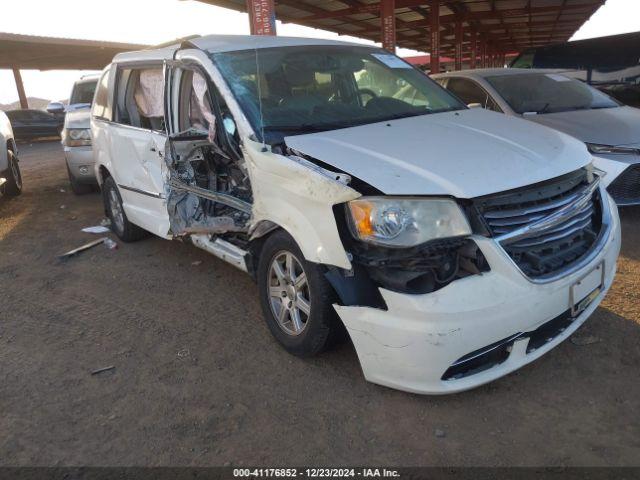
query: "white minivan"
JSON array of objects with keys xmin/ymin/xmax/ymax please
[{"xmin": 91, "ymin": 35, "xmax": 621, "ymax": 394}]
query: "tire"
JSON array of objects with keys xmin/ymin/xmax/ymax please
[
  {"xmin": 102, "ymin": 176, "xmax": 148, "ymax": 242},
  {"xmin": 257, "ymin": 230, "xmax": 342, "ymax": 357},
  {"xmin": 67, "ymin": 165, "xmax": 93, "ymax": 195},
  {"xmin": 2, "ymin": 149, "xmax": 22, "ymax": 197}
]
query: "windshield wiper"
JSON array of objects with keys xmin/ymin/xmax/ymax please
[
  {"xmin": 537, "ymin": 103, "xmax": 551, "ymax": 114},
  {"xmin": 263, "ymin": 123, "xmax": 352, "ymax": 133}
]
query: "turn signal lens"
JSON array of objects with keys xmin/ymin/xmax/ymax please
[{"xmin": 349, "ymin": 200, "xmax": 374, "ymax": 237}]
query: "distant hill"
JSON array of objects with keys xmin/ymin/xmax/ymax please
[{"xmin": 0, "ymin": 97, "xmax": 67, "ymax": 112}]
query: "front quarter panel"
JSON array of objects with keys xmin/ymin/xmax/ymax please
[
  {"xmin": 91, "ymin": 117, "xmax": 112, "ymax": 186},
  {"xmin": 243, "ymin": 139, "xmax": 360, "ymax": 270}
]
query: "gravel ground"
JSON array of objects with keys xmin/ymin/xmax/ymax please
[{"xmin": 1, "ymin": 141, "xmax": 639, "ymax": 467}]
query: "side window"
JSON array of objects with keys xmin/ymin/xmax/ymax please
[
  {"xmin": 115, "ymin": 66, "xmax": 164, "ymax": 131},
  {"xmin": 92, "ymin": 71, "xmax": 111, "ymax": 120},
  {"xmin": 511, "ymin": 51, "xmax": 535, "ymax": 69},
  {"xmin": 32, "ymin": 111, "xmax": 54, "ymax": 121},
  {"xmin": 446, "ymin": 78, "xmax": 497, "ymax": 110},
  {"xmin": 486, "ymin": 96, "xmax": 502, "ymax": 113}
]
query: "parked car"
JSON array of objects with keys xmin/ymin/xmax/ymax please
[
  {"xmin": 92, "ymin": 35, "xmax": 620, "ymax": 395},
  {"xmin": 5, "ymin": 109, "xmax": 64, "ymax": 140},
  {"xmin": 0, "ymin": 110, "xmax": 22, "ymax": 197},
  {"xmin": 434, "ymin": 68, "xmax": 640, "ymax": 206},
  {"xmin": 47, "ymin": 73, "xmax": 100, "ymax": 117},
  {"xmin": 60, "ymin": 75, "xmax": 100, "ymax": 194},
  {"xmin": 509, "ymin": 32, "xmax": 640, "ymax": 108}
]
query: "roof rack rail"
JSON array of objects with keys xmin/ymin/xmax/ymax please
[{"xmin": 149, "ymin": 35, "xmax": 201, "ymax": 50}]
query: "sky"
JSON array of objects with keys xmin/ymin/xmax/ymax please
[{"xmin": 0, "ymin": 0, "xmax": 638, "ymax": 104}]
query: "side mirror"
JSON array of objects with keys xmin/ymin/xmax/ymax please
[
  {"xmin": 467, "ymin": 103, "xmax": 483, "ymax": 109},
  {"xmin": 223, "ymin": 116, "xmax": 237, "ymax": 137},
  {"xmin": 46, "ymin": 102, "xmax": 66, "ymax": 114}
]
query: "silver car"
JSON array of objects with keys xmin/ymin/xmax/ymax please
[
  {"xmin": 61, "ymin": 75, "xmax": 99, "ymax": 194},
  {"xmin": 433, "ymin": 68, "xmax": 640, "ymax": 206}
]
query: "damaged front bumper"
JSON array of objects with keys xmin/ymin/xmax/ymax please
[{"xmin": 334, "ymin": 201, "xmax": 621, "ymax": 395}]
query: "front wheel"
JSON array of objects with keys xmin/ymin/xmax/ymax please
[
  {"xmin": 257, "ymin": 230, "xmax": 342, "ymax": 357},
  {"xmin": 2, "ymin": 149, "xmax": 22, "ymax": 196}
]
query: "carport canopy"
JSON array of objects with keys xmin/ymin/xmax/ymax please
[
  {"xmin": 0, "ymin": 32, "xmax": 145, "ymax": 109},
  {"xmin": 197, "ymin": 0, "xmax": 606, "ymax": 72}
]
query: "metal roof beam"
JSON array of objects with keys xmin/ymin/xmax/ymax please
[{"xmin": 303, "ymin": 2, "xmax": 597, "ymax": 23}]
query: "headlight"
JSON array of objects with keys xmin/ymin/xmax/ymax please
[
  {"xmin": 346, "ymin": 197, "xmax": 472, "ymax": 248},
  {"xmin": 63, "ymin": 128, "xmax": 91, "ymax": 147},
  {"xmin": 587, "ymin": 143, "xmax": 639, "ymax": 155}
]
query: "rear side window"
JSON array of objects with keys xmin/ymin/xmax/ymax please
[
  {"xmin": 511, "ymin": 51, "xmax": 534, "ymax": 69},
  {"xmin": 445, "ymin": 78, "xmax": 501, "ymax": 112},
  {"xmin": 92, "ymin": 71, "xmax": 111, "ymax": 120},
  {"xmin": 115, "ymin": 66, "xmax": 165, "ymax": 131}
]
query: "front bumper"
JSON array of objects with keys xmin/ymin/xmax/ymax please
[
  {"xmin": 335, "ymin": 193, "xmax": 621, "ymax": 395},
  {"xmin": 592, "ymin": 154, "xmax": 640, "ymax": 206},
  {"xmin": 64, "ymin": 146, "xmax": 96, "ymax": 184}
]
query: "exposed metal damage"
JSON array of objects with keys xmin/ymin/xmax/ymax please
[{"xmin": 165, "ymin": 131, "xmax": 252, "ymax": 237}]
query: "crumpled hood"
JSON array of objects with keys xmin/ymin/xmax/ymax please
[
  {"xmin": 526, "ymin": 106, "xmax": 640, "ymax": 148},
  {"xmin": 285, "ymin": 108, "xmax": 590, "ymax": 198},
  {"xmin": 64, "ymin": 109, "xmax": 91, "ymax": 129}
]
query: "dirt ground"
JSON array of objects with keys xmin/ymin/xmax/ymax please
[{"xmin": 1, "ymin": 141, "xmax": 639, "ymax": 467}]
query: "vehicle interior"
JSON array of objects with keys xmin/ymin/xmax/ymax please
[
  {"xmin": 212, "ymin": 46, "xmax": 465, "ymax": 143},
  {"xmin": 164, "ymin": 65, "xmax": 252, "ymax": 240}
]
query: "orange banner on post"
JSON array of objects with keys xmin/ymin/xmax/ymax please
[
  {"xmin": 247, "ymin": 0, "xmax": 276, "ymax": 36},
  {"xmin": 380, "ymin": 0, "xmax": 396, "ymax": 53}
]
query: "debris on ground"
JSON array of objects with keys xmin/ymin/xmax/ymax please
[
  {"xmin": 191, "ymin": 260, "xmax": 203, "ymax": 266},
  {"xmin": 91, "ymin": 366, "xmax": 115, "ymax": 376},
  {"xmin": 177, "ymin": 348, "xmax": 190, "ymax": 358},
  {"xmin": 571, "ymin": 335, "xmax": 601, "ymax": 346},
  {"xmin": 59, "ymin": 188, "xmax": 66, "ymax": 193},
  {"xmin": 100, "ymin": 218, "xmax": 111, "ymax": 228},
  {"xmin": 60, "ymin": 205, "xmax": 66, "ymax": 210},
  {"xmin": 82, "ymin": 225, "xmax": 111, "ymax": 234},
  {"xmin": 59, "ymin": 238, "xmax": 108, "ymax": 259},
  {"xmin": 435, "ymin": 429, "xmax": 446, "ymax": 438},
  {"xmin": 104, "ymin": 238, "xmax": 118, "ymax": 250}
]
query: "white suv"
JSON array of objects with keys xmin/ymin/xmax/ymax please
[
  {"xmin": 91, "ymin": 35, "xmax": 620, "ymax": 394},
  {"xmin": 0, "ymin": 110, "xmax": 22, "ymax": 197}
]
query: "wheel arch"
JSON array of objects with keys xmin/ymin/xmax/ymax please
[{"xmin": 97, "ymin": 164, "xmax": 111, "ymax": 185}]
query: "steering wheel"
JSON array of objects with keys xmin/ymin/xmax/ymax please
[{"xmin": 358, "ymin": 88, "xmax": 378, "ymax": 106}]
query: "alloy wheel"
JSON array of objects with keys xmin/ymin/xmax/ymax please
[{"xmin": 267, "ymin": 251, "xmax": 311, "ymax": 336}]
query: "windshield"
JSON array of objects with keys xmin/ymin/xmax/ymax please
[
  {"xmin": 70, "ymin": 80, "xmax": 98, "ymax": 105},
  {"xmin": 486, "ymin": 73, "xmax": 620, "ymax": 114},
  {"xmin": 212, "ymin": 45, "xmax": 465, "ymax": 142}
]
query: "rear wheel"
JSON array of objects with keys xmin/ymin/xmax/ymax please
[
  {"xmin": 257, "ymin": 230, "xmax": 342, "ymax": 357},
  {"xmin": 2, "ymin": 149, "xmax": 22, "ymax": 197},
  {"xmin": 102, "ymin": 176, "xmax": 148, "ymax": 242}
]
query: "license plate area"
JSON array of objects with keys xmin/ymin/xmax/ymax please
[{"xmin": 570, "ymin": 262, "xmax": 604, "ymax": 317}]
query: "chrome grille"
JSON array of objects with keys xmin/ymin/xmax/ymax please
[{"xmin": 476, "ymin": 169, "xmax": 603, "ymax": 280}]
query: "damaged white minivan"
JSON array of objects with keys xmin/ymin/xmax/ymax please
[{"xmin": 92, "ymin": 35, "xmax": 621, "ymax": 394}]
